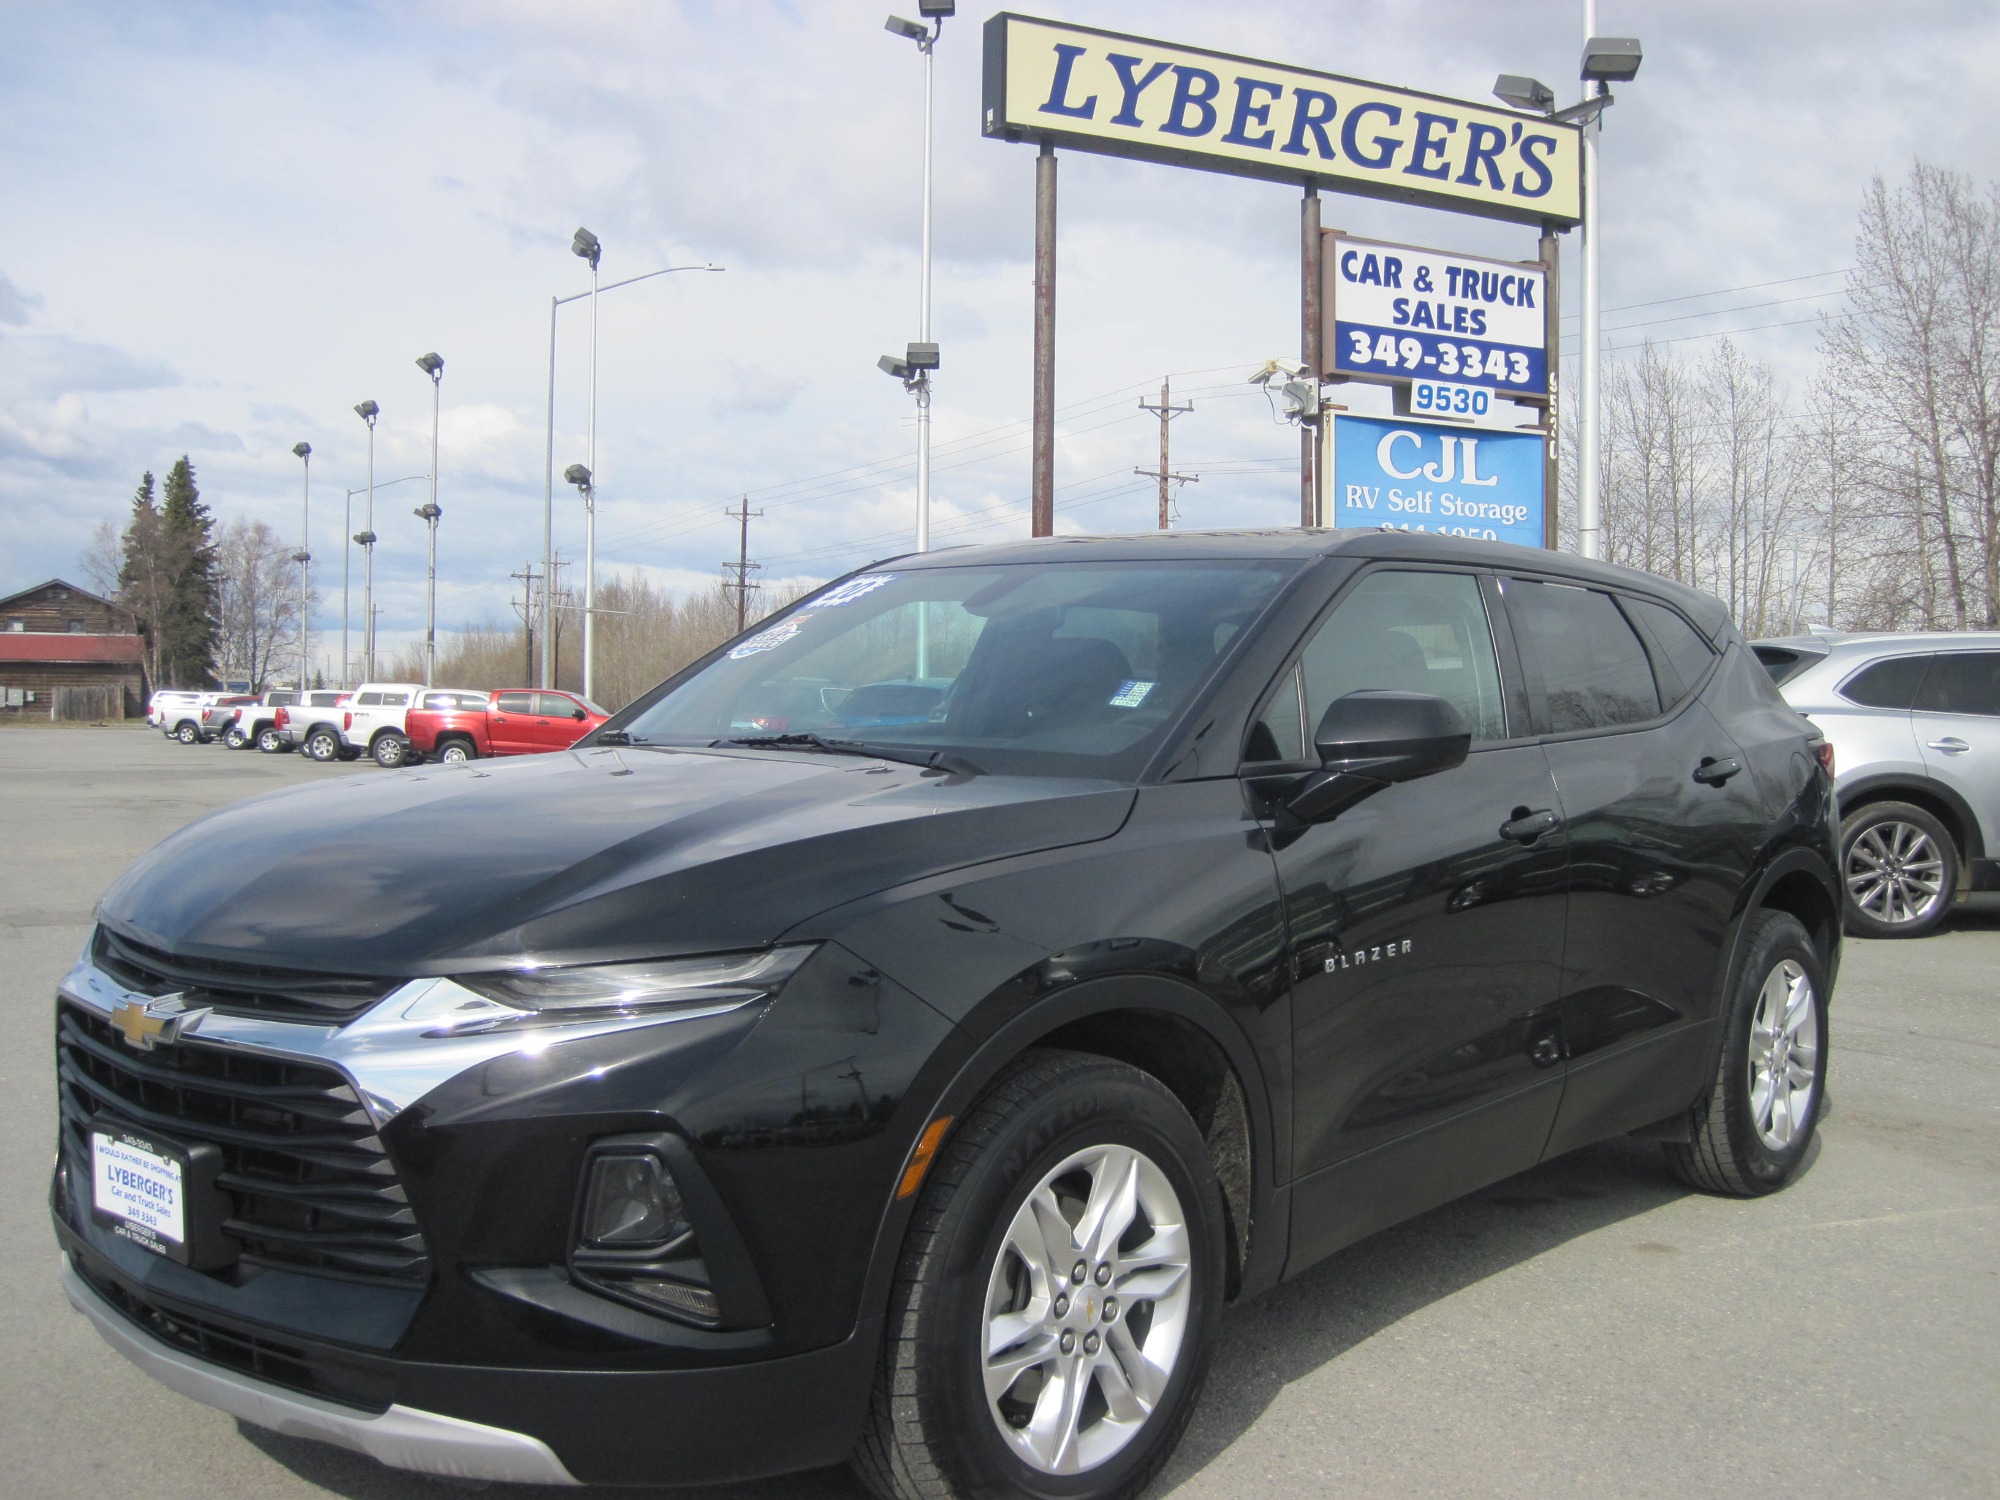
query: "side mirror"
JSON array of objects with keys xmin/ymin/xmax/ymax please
[
  {"xmin": 572, "ymin": 706, "xmax": 587, "ymax": 720},
  {"xmin": 1287, "ymin": 690, "xmax": 1471, "ymax": 822}
]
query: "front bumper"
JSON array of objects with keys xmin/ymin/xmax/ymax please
[{"xmin": 63, "ymin": 1257, "xmax": 579, "ymax": 1486}]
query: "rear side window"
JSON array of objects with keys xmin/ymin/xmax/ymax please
[
  {"xmin": 1509, "ymin": 580, "xmax": 1660, "ymax": 732},
  {"xmin": 1629, "ymin": 598, "xmax": 1717, "ymax": 704},
  {"xmin": 495, "ymin": 692, "xmax": 533, "ymax": 713},
  {"xmin": 356, "ymin": 692, "xmax": 382, "ymax": 706},
  {"xmin": 1752, "ymin": 645, "xmax": 1821, "ymax": 686},
  {"xmin": 1913, "ymin": 652, "xmax": 2000, "ymax": 717},
  {"xmin": 1838, "ymin": 655, "xmax": 1931, "ymax": 710}
]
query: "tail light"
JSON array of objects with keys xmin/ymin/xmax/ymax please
[
  {"xmin": 232, "ymin": 708, "xmax": 244, "ymax": 722},
  {"xmin": 274, "ymin": 706, "xmax": 289, "ymax": 728},
  {"xmin": 1814, "ymin": 740, "xmax": 1835, "ymax": 776},
  {"xmin": 343, "ymin": 711, "xmax": 353, "ymax": 730}
]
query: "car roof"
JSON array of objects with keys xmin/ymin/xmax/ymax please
[
  {"xmin": 876, "ymin": 528, "xmax": 1732, "ymax": 637},
  {"xmin": 1753, "ymin": 630, "xmax": 2000, "ymax": 657}
]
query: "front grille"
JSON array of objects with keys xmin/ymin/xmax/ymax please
[
  {"xmin": 72, "ymin": 1255, "xmax": 394, "ymax": 1412},
  {"xmin": 58, "ymin": 1002, "xmax": 431, "ymax": 1287},
  {"xmin": 94, "ymin": 926, "xmax": 397, "ymax": 1023}
]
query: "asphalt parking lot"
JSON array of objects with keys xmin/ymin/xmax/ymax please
[{"xmin": 3, "ymin": 725, "xmax": 1995, "ymax": 1499}]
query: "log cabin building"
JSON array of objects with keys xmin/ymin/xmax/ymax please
[{"xmin": 0, "ymin": 579, "xmax": 149, "ymax": 719}]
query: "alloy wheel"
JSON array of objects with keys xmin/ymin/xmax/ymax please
[
  {"xmin": 257, "ymin": 729, "xmax": 283, "ymax": 753},
  {"xmin": 1747, "ymin": 958, "xmax": 1819, "ymax": 1150},
  {"xmin": 980, "ymin": 1143, "xmax": 1192, "ymax": 1476},
  {"xmin": 1845, "ymin": 820, "xmax": 1945, "ymax": 926}
]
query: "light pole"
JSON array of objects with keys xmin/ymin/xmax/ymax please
[
  {"xmin": 341, "ymin": 473, "xmax": 424, "ymax": 685},
  {"xmin": 569, "ymin": 228, "xmax": 603, "ymax": 700},
  {"xmin": 352, "ymin": 400, "xmax": 378, "ymax": 684},
  {"xmin": 1493, "ymin": 23, "xmax": 1640, "ymax": 560},
  {"xmin": 541, "ymin": 254, "xmax": 723, "ymax": 692},
  {"xmin": 564, "ymin": 463, "xmax": 595, "ymax": 698},
  {"xmin": 415, "ymin": 353, "xmax": 444, "ymax": 687},
  {"xmin": 291, "ymin": 442, "xmax": 312, "ymax": 689},
  {"xmin": 885, "ymin": 2, "xmax": 953, "ymax": 555}
]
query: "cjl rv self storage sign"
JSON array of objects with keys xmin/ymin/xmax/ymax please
[
  {"xmin": 1327, "ymin": 236, "xmax": 1549, "ymax": 395},
  {"xmin": 981, "ymin": 14, "xmax": 1582, "ymax": 227},
  {"xmin": 1330, "ymin": 414, "xmax": 1546, "ymax": 548}
]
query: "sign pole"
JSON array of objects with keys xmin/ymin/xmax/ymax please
[
  {"xmin": 1031, "ymin": 143, "xmax": 1057, "ymax": 537},
  {"xmin": 1301, "ymin": 184, "xmax": 1322, "ymax": 528},
  {"xmin": 1540, "ymin": 224, "xmax": 1561, "ymax": 549}
]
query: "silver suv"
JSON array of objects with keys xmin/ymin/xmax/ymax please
[{"xmin": 1756, "ymin": 632, "xmax": 2000, "ymax": 937}]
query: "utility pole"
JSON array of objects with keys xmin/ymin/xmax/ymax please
[
  {"xmin": 724, "ymin": 496, "xmax": 764, "ymax": 632},
  {"xmin": 1135, "ymin": 379, "xmax": 1197, "ymax": 529},
  {"xmin": 546, "ymin": 553, "xmax": 570, "ymax": 689},
  {"xmin": 509, "ymin": 563, "xmax": 541, "ymax": 687}
]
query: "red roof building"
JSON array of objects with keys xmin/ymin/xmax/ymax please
[{"xmin": 0, "ymin": 579, "xmax": 149, "ymax": 720}]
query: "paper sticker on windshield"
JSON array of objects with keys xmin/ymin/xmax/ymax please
[
  {"xmin": 728, "ymin": 619, "xmax": 807, "ymax": 659},
  {"xmin": 807, "ymin": 574, "xmax": 896, "ymax": 609},
  {"xmin": 1108, "ymin": 680, "xmax": 1155, "ymax": 709}
]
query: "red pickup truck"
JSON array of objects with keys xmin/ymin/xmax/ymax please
[{"xmin": 404, "ymin": 688, "xmax": 610, "ymax": 764}]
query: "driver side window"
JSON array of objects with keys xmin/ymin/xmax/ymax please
[{"xmin": 1253, "ymin": 570, "xmax": 1506, "ymax": 758}]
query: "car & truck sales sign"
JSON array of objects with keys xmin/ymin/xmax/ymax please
[
  {"xmin": 1327, "ymin": 236, "xmax": 1549, "ymax": 395},
  {"xmin": 1331, "ymin": 415, "xmax": 1545, "ymax": 548},
  {"xmin": 982, "ymin": 14, "xmax": 1583, "ymax": 227}
]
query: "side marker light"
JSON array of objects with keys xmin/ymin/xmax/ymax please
[{"xmin": 896, "ymin": 1116, "xmax": 955, "ymax": 1200}]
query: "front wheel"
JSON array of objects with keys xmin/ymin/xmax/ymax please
[
  {"xmin": 1664, "ymin": 910, "xmax": 1828, "ymax": 1197},
  {"xmin": 853, "ymin": 1050, "xmax": 1224, "ymax": 1500},
  {"xmin": 1840, "ymin": 801, "xmax": 1956, "ymax": 938}
]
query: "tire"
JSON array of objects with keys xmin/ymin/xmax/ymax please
[
  {"xmin": 1663, "ymin": 910, "xmax": 1828, "ymax": 1197},
  {"xmin": 372, "ymin": 732, "xmax": 410, "ymax": 769},
  {"xmin": 438, "ymin": 739, "xmax": 475, "ymax": 764},
  {"xmin": 257, "ymin": 728, "xmax": 287, "ymax": 754},
  {"xmin": 304, "ymin": 728, "xmax": 341, "ymax": 763},
  {"xmin": 853, "ymin": 1050, "xmax": 1224, "ymax": 1500},
  {"xmin": 223, "ymin": 727, "xmax": 248, "ymax": 749},
  {"xmin": 174, "ymin": 722, "xmax": 199, "ymax": 744},
  {"xmin": 1840, "ymin": 800, "xmax": 1956, "ymax": 938}
]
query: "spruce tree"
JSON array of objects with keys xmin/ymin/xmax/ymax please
[
  {"xmin": 117, "ymin": 472, "xmax": 173, "ymax": 688},
  {"xmin": 159, "ymin": 456, "xmax": 219, "ymax": 687}
]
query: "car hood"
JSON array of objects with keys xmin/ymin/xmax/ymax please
[{"xmin": 97, "ymin": 746, "xmax": 1136, "ymax": 975}]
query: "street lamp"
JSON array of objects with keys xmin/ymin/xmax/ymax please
[
  {"xmin": 539, "ymin": 259, "xmax": 723, "ymax": 692},
  {"xmin": 884, "ymin": 1, "xmax": 952, "ymax": 555},
  {"xmin": 570, "ymin": 229, "xmax": 602, "ymax": 700},
  {"xmin": 352, "ymin": 400, "xmax": 378, "ymax": 684},
  {"xmin": 563, "ymin": 463, "xmax": 595, "ymax": 697},
  {"xmin": 1493, "ymin": 16, "xmax": 1641, "ymax": 562},
  {"xmin": 415, "ymin": 353, "xmax": 444, "ymax": 686},
  {"xmin": 291, "ymin": 441, "xmax": 312, "ymax": 690}
]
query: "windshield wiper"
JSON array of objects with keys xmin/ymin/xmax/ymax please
[{"xmin": 714, "ymin": 732, "xmax": 982, "ymax": 777}]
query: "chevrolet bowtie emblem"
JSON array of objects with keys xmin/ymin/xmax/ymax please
[{"xmin": 109, "ymin": 993, "xmax": 209, "ymax": 1051}]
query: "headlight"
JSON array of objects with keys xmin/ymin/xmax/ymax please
[{"xmin": 423, "ymin": 945, "xmax": 816, "ymax": 1034}]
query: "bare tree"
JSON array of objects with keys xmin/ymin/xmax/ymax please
[{"xmin": 214, "ymin": 518, "xmax": 308, "ymax": 690}]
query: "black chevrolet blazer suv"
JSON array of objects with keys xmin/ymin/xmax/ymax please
[{"xmin": 53, "ymin": 530, "xmax": 1841, "ymax": 1498}]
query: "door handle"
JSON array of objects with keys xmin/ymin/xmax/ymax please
[
  {"xmin": 1500, "ymin": 808, "xmax": 1560, "ymax": 844},
  {"xmin": 1692, "ymin": 756, "xmax": 1742, "ymax": 786},
  {"xmin": 1927, "ymin": 737, "xmax": 1970, "ymax": 754}
]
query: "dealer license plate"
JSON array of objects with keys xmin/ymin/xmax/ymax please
[{"xmin": 91, "ymin": 1127, "xmax": 186, "ymax": 1250}]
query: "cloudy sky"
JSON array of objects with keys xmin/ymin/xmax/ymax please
[{"xmin": 4, "ymin": 1, "xmax": 1997, "ymax": 670}]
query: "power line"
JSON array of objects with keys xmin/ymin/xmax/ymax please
[{"xmin": 1562, "ymin": 268, "xmax": 1851, "ymax": 322}]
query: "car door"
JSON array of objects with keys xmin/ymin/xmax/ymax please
[
  {"xmin": 1912, "ymin": 650, "xmax": 2000, "ymax": 859},
  {"xmin": 1503, "ymin": 578, "xmax": 1768, "ymax": 1154},
  {"xmin": 535, "ymin": 692, "xmax": 587, "ymax": 749},
  {"xmin": 489, "ymin": 692, "xmax": 534, "ymax": 753},
  {"xmin": 1266, "ymin": 566, "xmax": 1570, "ymax": 1268}
]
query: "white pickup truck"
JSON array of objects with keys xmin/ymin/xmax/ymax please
[{"xmin": 336, "ymin": 682, "xmax": 432, "ymax": 767}]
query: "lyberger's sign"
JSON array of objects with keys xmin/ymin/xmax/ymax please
[{"xmin": 982, "ymin": 14, "xmax": 1582, "ymax": 227}]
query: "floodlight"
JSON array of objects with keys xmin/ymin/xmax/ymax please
[
  {"xmin": 353, "ymin": 529, "xmax": 377, "ymax": 546},
  {"xmin": 1581, "ymin": 37, "xmax": 1642, "ymax": 83},
  {"xmin": 917, "ymin": 1, "xmax": 955, "ymax": 16},
  {"xmin": 885, "ymin": 15, "xmax": 928, "ymax": 41},
  {"xmin": 292, "ymin": 441, "xmax": 312, "ymax": 459},
  {"xmin": 878, "ymin": 354, "xmax": 912, "ymax": 380},
  {"xmin": 564, "ymin": 463, "xmax": 593, "ymax": 488},
  {"xmin": 416, "ymin": 351, "xmax": 444, "ymax": 380},
  {"xmin": 905, "ymin": 341, "xmax": 939, "ymax": 371},
  {"xmin": 354, "ymin": 399, "xmax": 379, "ymax": 422},
  {"xmin": 1493, "ymin": 74, "xmax": 1555, "ymax": 112},
  {"xmin": 414, "ymin": 503, "xmax": 442, "ymax": 521},
  {"xmin": 571, "ymin": 227, "xmax": 602, "ymax": 267}
]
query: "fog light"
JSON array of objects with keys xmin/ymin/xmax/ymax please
[
  {"xmin": 582, "ymin": 1154, "xmax": 689, "ymax": 1249},
  {"xmin": 617, "ymin": 1277, "xmax": 721, "ymax": 1326}
]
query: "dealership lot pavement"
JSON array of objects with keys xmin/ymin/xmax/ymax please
[{"xmin": 3, "ymin": 726, "xmax": 1995, "ymax": 1499}]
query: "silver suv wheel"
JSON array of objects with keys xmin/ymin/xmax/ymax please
[
  {"xmin": 982, "ymin": 1142, "xmax": 1193, "ymax": 1475},
  {"xmin": 1845, "ymin": 817, "xmax": 1946, "ymax": 926}
]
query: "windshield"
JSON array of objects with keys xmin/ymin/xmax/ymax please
[{"xmin": 613, "ymin": 559, "xmax": 1297, "ymax": 779}]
